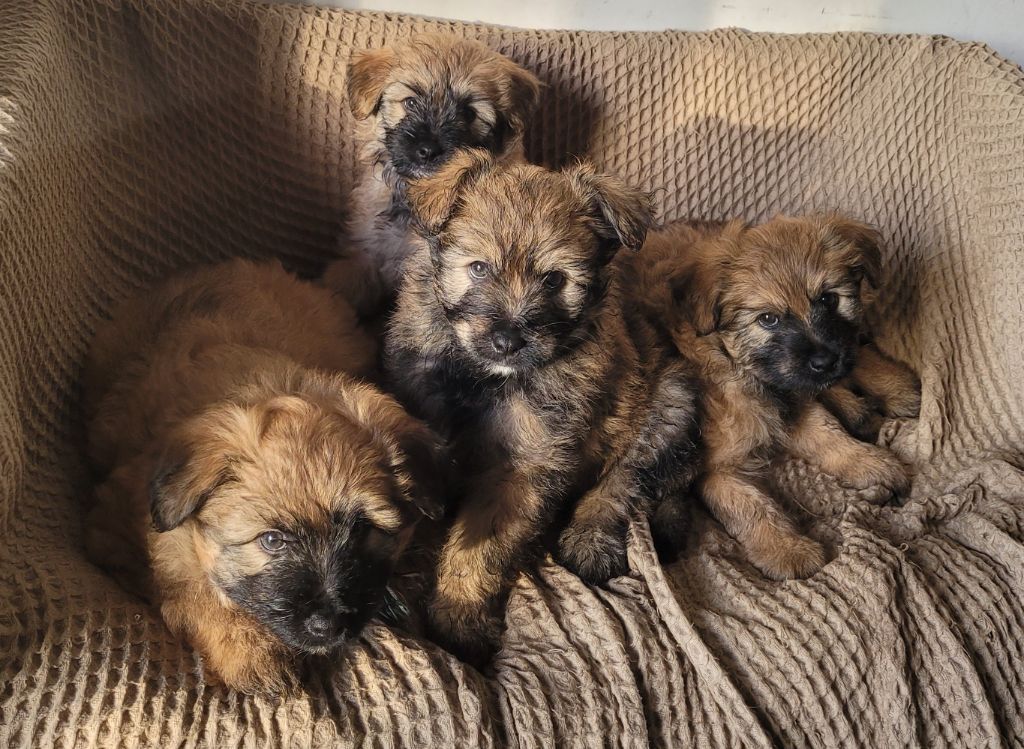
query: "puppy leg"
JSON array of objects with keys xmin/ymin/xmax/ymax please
[
  {"xmin": 702, "ymin": 471, "xmax": 825, "ymax": 579},
  {"xmin": 557, "ymin": 466, "xmax": 633, "ymax": 584},
  {"xmin": 789, "ymin": 401, "xmax": 909, "ymax": 496},
  {"xmin": 161, "ymin": 584, "xmax": 294, "ymax": 694},
  {"xmin": 558, "ymin": 363, "xmax": 701, "ymax": 582},
  {"xmin": 850, "ymin": 344, "xmax": 921, "ymax": 418},
  {"xmin": 429, "ymin": 467, "xmax": 547, "ymax": 664},
  {"xmin": 819, "ymin": 384, "xmax": 885, "ymax": 443}
]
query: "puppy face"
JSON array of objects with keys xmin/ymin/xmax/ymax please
[
  {"xmin": 347, "ymin": 34, "xmax": 540, "ymax": 180},
  {"xmin": 683, "ymin": 215, "xmax": 881, "ymax": 393},
  {"xmin": 150, "ymin": 381, "xmax": 443, "ymax": 654},
  {"xmin": 406, "ymin": 151, "xmax": 652, "ymax": 377}
]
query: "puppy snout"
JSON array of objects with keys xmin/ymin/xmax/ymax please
[
  {"xmin": 808, "ymin": 348, "xmax": 839, "ymax": 374},
  {"xmin": 415, "ymin": 137, "xmax": 443, "ymax": 163},
  {"xmin": 490, "ymin": 323, "xmax": 526, "ymax": 355},
  {"xmin": 304, "ymin": 605, "xmax": 353, "ymax": 640}
]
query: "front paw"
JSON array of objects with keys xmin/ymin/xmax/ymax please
[
  {"xmin": 883, "ymin": 376, "xmax": 922, "ymax": 419},
  {"xmin": 427, "ymin": 596, "xmax": 501, "ymax": 667},
  {"xmin": 202, "ymin": 639, "xmax": 296, "ymax": 695},
  {"xmin": 836, "ymin": 446, "xmax": 910, "ymax": 497},
  {"xmin": 556, "ymin": 521, "xmax": 629, "ymax": 584},
  {"xmin": 746, "ymin": 532, "xmax": 826, "ymax": 580}
]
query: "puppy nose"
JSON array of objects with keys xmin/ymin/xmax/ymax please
[
  {"xmin": 305, "ymin": 612, "xmax": 335, "ymax": 639},
  {"xmin": 414, "ymin": 138, "xmax": 442, "ymax": 163},
  {"xmin": 809, "ymin": 349, "xmax": 839, "ymax": 373},
  {"xmin": 491, "ymin": 323, "xmax": 526, "ymax": 355}
]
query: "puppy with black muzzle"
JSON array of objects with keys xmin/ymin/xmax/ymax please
[
  {"xmin": 633, "ymin": 216, "xmax": 920, "ymax": 579},
  {"xmin": 323, "ymin": 33, "xmax": 541, "ymax": 317},
  {"xmin": 84, "ymin": 260, "xmax": 445, "ymax": 693},
  {"xmin": 385, "ymin": 150, "xmax": 701, "ymax": 662}
]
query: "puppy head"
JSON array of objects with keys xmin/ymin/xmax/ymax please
[
  {"xmin": 347, "ymin": 33, "xmax": 540, "ymax": 180},
  {"xmin": 678, "ymin": 215, "xmax": 881, "ymax": 393},
  {"xmin": 150, "ymin": 377, "xmax": 444, "ymax": 655},
  {"xmin": 406, "ymin": 150, "xmax": 653, "ymax": 377}
]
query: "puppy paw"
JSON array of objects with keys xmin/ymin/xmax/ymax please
[
  {"xmin": 835, "ymin": 446, "xmax": 910, "ymax": 497},
  {"xmin": 883, "ymin": 378, "xmax": 922, "ymax": 419},
  {"xmin": 747, "ymin": 534, "xmax": 826, "ymax": 580},
  {"xmin": 556, "ymin": 521, "xmax": 629, "ymax": 584},
  {"xmin": 203, "ymin": 642, "xmax": 296, "ymax": 695},
  {"xmin": 427, "ymin": 597, "xmax": 501, "ymax": 668}
]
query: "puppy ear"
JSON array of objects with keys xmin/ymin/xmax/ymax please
[
  {"xmin": 668, "ymin": 221, "xmax": 744, "ymax": 336},
  {"xmin": 406, "ymin": 148, "xmax": 494, "ymax": 236},
  {"xmin": 150, "ymin": 429, "xmax": 232, "ymax": 532},
  {"xmin": 825, "ymin": 216, "xmax": 883, "ymax": 289},
  {"xmin": 389, "ymin": 420, "xmax": 447, "ymax": 522},
  {"xmin": 347, "ymin": 46, "xmax": 397, "ymax": 120},
  {"xmin": 491, "ymin": 57, "xmax": 541, "ymax": 132},
  {"xmin": 340, "ymin": 385, "xmax": 447, "ymax": 521},
  {"xmin": 669, "ymin": 259, "xmax": 722, "ymax": 336},
  {"xmin": 567, "ymin": 162, "xmax": 654, "ymax": 259}
]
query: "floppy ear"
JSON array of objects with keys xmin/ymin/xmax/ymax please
[
  {"xmin": 340, "ymin": 386, "xmax": 448, "ymax": 521},
  {"xmin": 667, "ymin": 222, "xmax": 744, "ymax": 336},
  {"xmin": 669, "ymin": 258, "xmax": 722, "ymax": 336},
  {"xmin": 825, "ymin": 216, "xmax": 883, "ymax": 289},
  {"xmin": 150, "ymin": 426, "xmax": 233, "ymax": 532},
  {"xmin": 566, "ymin": 162, "xmax": 654, "ymax": 259},
  {"xmin": 406, "ymin": 148, "xmax": 494, "ymax": 236},
  {"xmin": 489, "ymin": 57, "xmax": 541, "ymax": 132},
  {"xmin": 347, "ymin": 46, "xmax": 397, "ymax": 120}
]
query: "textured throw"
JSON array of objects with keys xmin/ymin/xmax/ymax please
[{"xmin": 1, "ymin": 1, "xmax": 1023, "ymax": 746}]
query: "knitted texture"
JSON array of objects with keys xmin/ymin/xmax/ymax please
[{"xmin": 1, "ymin": 1, "xmax": 1022, "ymax": 746}]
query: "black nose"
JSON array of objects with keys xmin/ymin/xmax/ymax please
[
  {"xmin": 491, "ymin": 323, "xmax": 526, "ymax": 355},
  {"xmin": 808, "ymin": 349, "xmax": 839, "ymax": 373},
  {"xmin": 414, "ymin": 138, "xmax": 442, "ymax": 163},
  {"xmin": 305, "ymin": 612, "xmax": 333, "ymax": 638}
]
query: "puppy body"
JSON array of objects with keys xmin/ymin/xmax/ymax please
[
  {"xmin": 636, "ymin": 217, "xmax": 919, "ymax": 579},
  {"xmin": 385, "ymin": 152, "xmax": 700, "ymax": 661},
  {"xmin": 324, "ymin": 34, "xmax": 540, "ymax": 317},
  {"xmin": 85, "ymin": 260, "xmax": 443, "ymax": 692}
]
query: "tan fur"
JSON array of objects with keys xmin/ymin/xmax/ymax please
[
  {"xmin": 323, "ymin": 33, "xmax": 541, "ymax": 317},
  {"xmin": 634, "ymin": 215, "xmax": 917, "ymax": 579},
  {"xmin": 386, "ymin": 151, "xmax": 700, "ymax": 661},
  {"xmin": 84, "ymin": 260, "xmax": 443, "ymax": 693}
]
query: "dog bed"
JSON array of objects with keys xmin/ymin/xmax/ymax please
[{"xmin": 1, "ymin": 1, "xmax": 1023, "ymax": 746}]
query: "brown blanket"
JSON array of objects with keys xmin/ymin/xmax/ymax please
[{"xmin": 1, "ymin": 1, "xmax": 1022, "ymax": 746}]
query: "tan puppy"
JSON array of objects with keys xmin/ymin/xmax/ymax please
[
  {"xmin": 385, "ymin": 150, "xmax": 701, "ymax": 662},
  {"xmin": 84, "ymin": 260, "xmax": 444, "ymax": 693},
  {"xmin": 323, "ymin": 33, "xmax": 541, "ymax": 317},
  {"xmin": 632, "ymin": 216, "xmax": 920, "ymax": 579}
]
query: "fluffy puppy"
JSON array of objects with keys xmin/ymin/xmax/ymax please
[
  {"xmin": 84, "ymin": 260, "xmax": 444, "ymax": 693},
  {"xmin": 323, "ymin": 33, "xmax": 541, "ymax": 317},
  {"xmin": 635, "ymin": 216, "xmax": 920, "ymax": 579},
  {"xmin": 385, "ymin": 150, "xmax": 701, "ymax": 661}
]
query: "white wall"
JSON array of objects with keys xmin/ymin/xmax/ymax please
[{"xmin": 300, "ymin": 0, "xmax": 1024, "ymax": 65}]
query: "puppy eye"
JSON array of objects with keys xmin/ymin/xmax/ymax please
[
  {"xmin": 468, "ymin": 261, "xmax": 490, "ymax": 280},
  {"xmin": 757, "ymin": 312, "xmax": 780, "ymax": 330},
  {"xmin": 817, "ymin": 291, "xmax": 839, "ymax": 310},
  {"xmin": 259, "ymin": 530, "xmax": 288, "ymax": 553},
  {"xmin": 402, "ymin": 95, "xmax": 417, "ymax": 107},
  {"xmin": 542, "ymin": 271, "xmax": 566, "ymax": 290},
  {"xmin": 461, "ymin": 102, "xmax": 477, "ymax": 123}
]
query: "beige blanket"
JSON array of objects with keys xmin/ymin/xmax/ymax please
[{"xmin": 1, "ymin": 1, "xmax": 1023, "ymax": 746}]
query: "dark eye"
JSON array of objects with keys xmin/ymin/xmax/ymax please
[
  {"xmin": 757, "ymin": 312, "xmax": 780, "ymax": 330},
  {"xmin": 462, "ymin": 102, "xmax": 477, "ymax": 123},
  {"xmin": 817, "ymin": 291, "xmax": 839, "ymax": 310},
  {"xmin": 402, "ymin": 95, "xmax": 417, "ymax": 107},
  {"xmin": 542, "ymin": 271, "xmax": 566, "ymax": 290},
  {"xmin": 469, "ymin": 261, "xmax": 489, "ymax": 280},
  {"xmin": 259, "ymin": 530, "xmax": 288, "ymax": 553}
]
